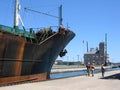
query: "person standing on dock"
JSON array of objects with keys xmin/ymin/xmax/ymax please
[
  {"xmin": 101, "ymin": 64, "xmax": 105, "ymax": 78},
  {"xmin": 91, "ymin": 63, "xmax": 95, "ymax": 77},
  {"xmin": 86, "ymin": 63, "xmax": 91, "ymax": 76}
]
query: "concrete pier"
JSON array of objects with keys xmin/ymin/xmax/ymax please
[{"xmin": 0, "ymin": 70, "xmax": 120, "ymax": 90}]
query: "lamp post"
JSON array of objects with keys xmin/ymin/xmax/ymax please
[
  {"xmin": 77, "ymin": 55, "xmax": 80, "ymax": 67},
  {"xmin": 67, "ymin": 56, "xmax": 69, "ymax": 66}
]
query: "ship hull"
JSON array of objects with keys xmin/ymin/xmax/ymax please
[{"xmin": 0, "ymin": 29, "xmax": 75, "ymax": 80}]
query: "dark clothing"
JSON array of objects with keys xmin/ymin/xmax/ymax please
[
  {"xmin": 101, "ymin": 66, "xmax": 105, "ymax": 78},
  {"xmin": 86, "ymin": 64, "xmax": 90, "ymax": 69},
  {"xmin": 86, "ymin": 64, "xmax": 90, "ymax": 76}
]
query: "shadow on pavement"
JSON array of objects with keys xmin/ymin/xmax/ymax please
[{"xmin": 101, "ymin": 73, "xmax": 120, "ymax": 80}]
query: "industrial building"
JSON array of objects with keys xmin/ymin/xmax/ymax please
[{"xmin": 84, "ymin": 42, "xmax": 109, "ymax": 65}]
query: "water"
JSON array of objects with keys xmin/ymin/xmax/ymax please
[
  {"xmin": 51, "ymin": 71, "xmax": 87, "ymax": 79},
  {"xmin": 50, "ymin": 68, "xmax": 120, "ymax": 79}
]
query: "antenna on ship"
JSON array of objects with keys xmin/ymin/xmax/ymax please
[
  {"xmin": 14, "ymin": 0, "xmax": 25, "ymax": 31},
  {"xmin": 59, "ymin": 5, "xmax": 62, "ymax": 26}
]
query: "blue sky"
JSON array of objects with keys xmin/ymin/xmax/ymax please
[{"xmin": 0, "ymin": 0, "xmax": 120, "ymax": 62}]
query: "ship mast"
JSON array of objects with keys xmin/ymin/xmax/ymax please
[
  {"xmin": 59, "ymin": 5, "xmax": 62, "ymax": 26},
  {"xmin": 14, "ymin": 0, "xmax": 19, "ymax": 28},
  {"xmin": 14, "ymin": 0, "xmax": 25, "ymax": 30}
]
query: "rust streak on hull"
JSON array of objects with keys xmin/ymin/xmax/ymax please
[
  {"xmin": 14, "ymin": 38, "xmax": 25, "ymax": 76},
  {"xmin": 0, "ymin": 73, "xmax": 47, "ymax": 85}
]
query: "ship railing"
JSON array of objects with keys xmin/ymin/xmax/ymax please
[
  {"xmin": 28, "ymin": 26, "xmax": 59, "ymax": 33},
  {"xmin": 0, "ymin": 25, "xmax": 36, "ymax": 39},
  {"xmin": 32, "ymin": 27, "xmax": 58, "ymax": 43}
]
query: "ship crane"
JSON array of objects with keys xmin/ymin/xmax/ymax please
[{"xmin": 24, "ymin": 5, "xmax": 63, "ymax": 27}]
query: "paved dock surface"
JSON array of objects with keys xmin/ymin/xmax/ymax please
[{"xmin": 0, "ymin": 70, "xmax": 120, "ymax": 90}]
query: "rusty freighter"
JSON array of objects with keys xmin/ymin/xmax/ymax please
[{"xmin": 0, "ymin": 0, "xmax": 75, "ymax": 84}]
